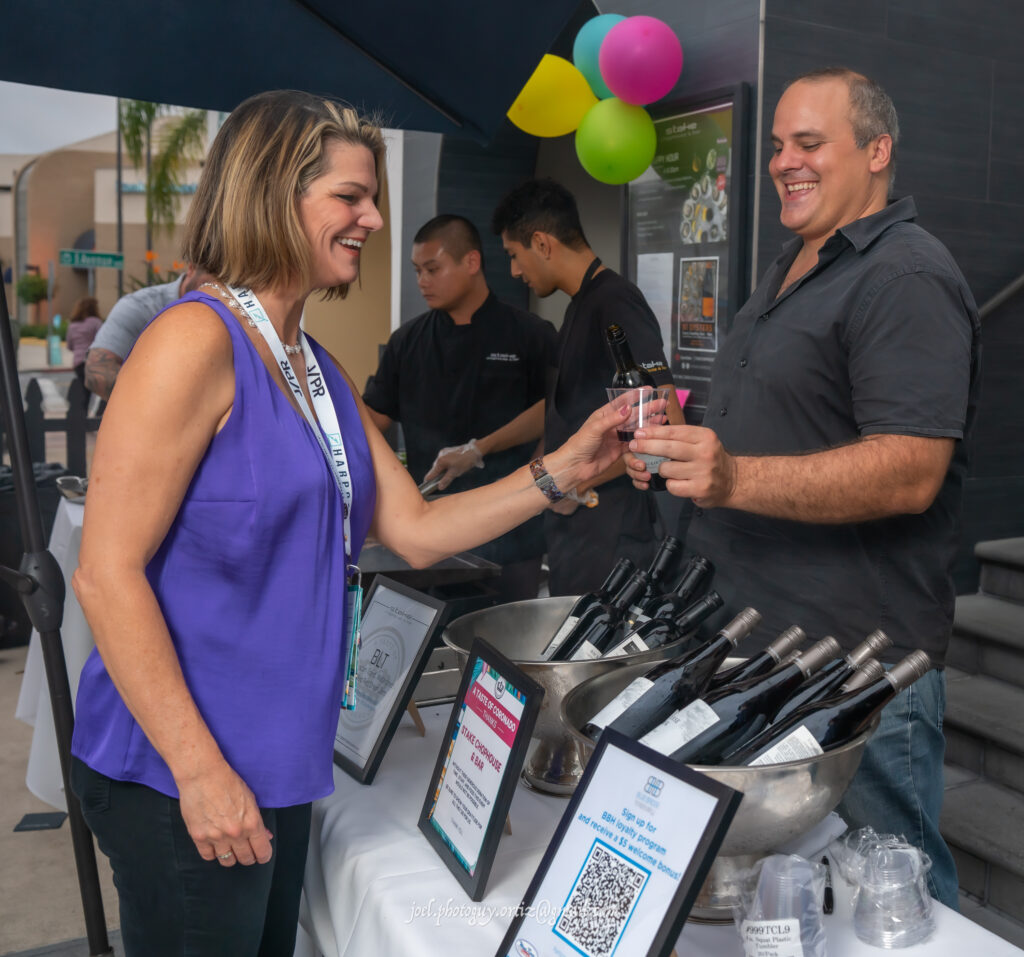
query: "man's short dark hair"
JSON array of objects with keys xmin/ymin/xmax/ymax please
[
  {"xmin": 491, "ymin": 178, "xmax": 588, "ymax": 250},
  {"xmin": 413, "ymin": 215, "xmax": 482, "ymax": 264},
  {"xmin": 788, "ymin": 67, "xmax": 900, "ymax": 192}
]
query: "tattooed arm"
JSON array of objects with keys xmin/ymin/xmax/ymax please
[{"xmin": 84, "ymin": 348, "xmax": 124, "ymax": 401}]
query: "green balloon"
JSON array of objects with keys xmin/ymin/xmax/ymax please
[{"xmin": 575, "ymin": 99, "xmax": 656, "ymax": 185}]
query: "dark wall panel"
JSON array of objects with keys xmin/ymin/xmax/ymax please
[{"xmin": 761, "ymin": 0, "xmax": 1024, "ymax": 591}]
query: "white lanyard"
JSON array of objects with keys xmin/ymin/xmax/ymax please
[{"xmin": 228, "ymin": 285, "xmax": 353, "ymax": 559}]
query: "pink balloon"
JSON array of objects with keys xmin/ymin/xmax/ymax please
[{"xmin": 599, "ymin": 16, "xmax": 683, "ymax": 105}]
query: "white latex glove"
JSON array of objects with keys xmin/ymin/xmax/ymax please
[{"xmin": 423, "ymin": 439, "xmax": 484, "ymax": 491}]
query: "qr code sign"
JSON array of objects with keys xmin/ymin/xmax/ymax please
[{"xmin": 555, "ymin": 840, "xmax": 650, "ymax": 957}]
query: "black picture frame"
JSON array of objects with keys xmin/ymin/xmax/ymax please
[
  {"xmin": 625, "ymin": 83, "xmax": 751, "ymax": 423},
  {"xmin": 496, "ymin": 729, "xmax": 742, "ymax": 957},
  {"xmin": 418, "ymin": 637, "xmax": 543, "ymax": 902},
  {"xmin": 333, "ymin": 575, "xmax": 446, "ymax": 785}
]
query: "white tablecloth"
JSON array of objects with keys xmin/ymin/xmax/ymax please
[
  {"xmin": 14, "ymin": 498, "xmax": 89, "ymax": 812},
  {"xmin": 301, "ymin": 704, "xmax": 1023, "ymax": 957}
]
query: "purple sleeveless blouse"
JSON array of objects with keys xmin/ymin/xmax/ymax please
[{"xmin": 71, "ymin": 291, "xmax": 377, "ymax": 807}]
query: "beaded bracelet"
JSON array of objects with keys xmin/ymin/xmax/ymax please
[{"xmin": 529, "ymin": 457, "xmax": 565, "ymax": 502}]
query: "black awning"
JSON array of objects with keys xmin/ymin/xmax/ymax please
[{"xmin": 0, "ymin": 0, "xmax": 589, "ymax": 144}]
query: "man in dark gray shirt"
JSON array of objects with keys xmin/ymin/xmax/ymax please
[{"xmin": 628, "ymin": 68, "xmax": 979, "ymax": 907}]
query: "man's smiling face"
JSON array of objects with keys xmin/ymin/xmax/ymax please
[{"xmin": 769, "ymin": 77, "xmax": 885, "ymax": 247}]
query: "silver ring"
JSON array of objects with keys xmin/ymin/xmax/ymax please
[{"xmin": 217, "ymin": 851, "xmax": 234, "ymax": 860}]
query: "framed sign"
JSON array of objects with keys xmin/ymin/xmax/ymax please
[
  {"xmin": 496, "ymin": 730, "xmax": 741, "ymax": 957},
  {"xmin": 418, "ymin": 638, "xmax": 543, "ymax": 901},
  {"xmin": 334, "ymin": 575, "xmax": 446, "ymax": 784},
  {"xmin": 626, "ymin": 84, "xmax": 751, "ymax": 422}
]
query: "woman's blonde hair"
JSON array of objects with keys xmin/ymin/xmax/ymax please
[{"xmin": 182, "ymin": 90, "xmax": 385, "ymax": 299}]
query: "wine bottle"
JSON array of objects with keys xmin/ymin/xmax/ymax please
[
  {"xmin": 556, "ymin": 569, "xmax": 650, "ymax": 661},
  {"xmin": 624, "ymin": 536, "xmax": 682, "ymax": 627},
  {"xmin": 604, "ymin": 591, "xmax": 723, "ymax": 657},
  {"xmin": 644, "ymin": 637, "xmax": 840, "ymax": 764},
  {"xmin": 837, "ymin": 659, "xmax": 885, "ymax": 693},
  {"xmin": 607, "ymin": 323, "xmax": 658, "ymax": 394},
  {"xmin": 606, "ymin": 323, "xmax": 669, "ymax": 491},
  {"xmin": 628, "ymin": 551, "xmax": 711, "ymax": 629},
  {"xmin": 728, "ymin": 651, "xmax": 932, "ymax": 766},
  {"xmin": 588, "ymin": 607, "xmax": 762, "ymax": 740},
  {"xmin": 539, "ymin": 557, "xmax": 636, "ymax": 660},
  {"xmin": 708, "ymin": 625, "xmax": 807, "ymax": 690},
  {"xmin": 701, "ymin": 265, "xmax": 715, "ymax": 320},
  {"xmin": 769, "ymin": 629, "xmax": 892, "ymax": 724}
]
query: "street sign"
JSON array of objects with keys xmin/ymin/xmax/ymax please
[{"xmin": 58, "ymin": 249, "xmax": 124, "ymax": 269}]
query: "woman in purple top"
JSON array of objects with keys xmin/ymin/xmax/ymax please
[
  {"xmin": 65, "ymin": 296, "xmax": 103, "ymax": 408},
  {"xmin": 68, "ymin": 91, "xmax": 628, "ymax": 956}
]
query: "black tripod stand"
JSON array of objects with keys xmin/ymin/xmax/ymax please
[{"xmin": 0, "ymin": 290, "xmax": 112, "ymax": 955}]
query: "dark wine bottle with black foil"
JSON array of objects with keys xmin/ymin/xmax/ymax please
[
  {"xmin": 708, "ymin": 625, "xmax": 807, "ymax": 691},
  {"xmin": 607, "ymin": 323, "xmax": 658, "ymax": 394},
  {"xmin": 727, "ymin": 651, "xmax": 932, "ymax": 766},
  {"xmin": 624, "ymin": 537, "xmax": 681, "ymax": 627},
  {"xmin": 626, "ymin": 552, "xmax": 708, "ymax": 630},
  {"xmin": 540, "ymin": 558, "xmax": 636, "ymax": 660},
  {"xmin": 769, "ymin": 629, "xmax": 892, "ymax": 724},
  {"xmin": 556, "ymin": 570, "xmax": 650, "ymax": 661},
  {"xmin": 606, "ymin": 323, "xmax": 669, "ymax": 491},
  {"xmin": 646, "ymin": 636, "xmax": 840, "ymax": 765},
  {"xmin": 588, "ymin": 607, "xmax": 762, "ymax": 740},
  {"xmin": 604, "ymin": 591, "xmax": 723, "ymax": 657}
]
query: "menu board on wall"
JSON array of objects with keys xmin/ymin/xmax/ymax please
[{"xmin": 627, "ymin": 85, "xmax": 750, "ymax": 422}]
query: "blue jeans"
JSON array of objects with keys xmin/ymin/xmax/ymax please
[
  {"xmin": 71, "ymin": 757, "xmax": 311, "ymax": 957},
  {"xmin": 836, "ymin": 668, "xmax": 959, "ymax": 909}
]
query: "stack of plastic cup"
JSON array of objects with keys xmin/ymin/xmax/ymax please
[
  {"xmin": 751, "ymin": 856, "xmax": 826, "ymax": 956},
  {"xmin": 853, "ymin": 845, "xmax": 935, "ymax": 948}
]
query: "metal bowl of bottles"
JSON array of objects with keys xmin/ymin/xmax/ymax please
[
  {"xmin": 561, "ymin": 659, "xmax": 878, "ymax": 921},
  {"xmin": 441, "ymin": 596, "xmax": 694, "ymax": 795}
]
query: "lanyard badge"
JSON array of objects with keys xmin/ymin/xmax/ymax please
[
  {"xmin": 341, "ymin": 566, "xmax": 363, "ymax": 710},
  {"xmin": 225, "ymin": 286, "xmax": 362, "ymax": 704}
]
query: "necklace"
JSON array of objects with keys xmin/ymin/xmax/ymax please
[{"xmin": 201, "ymin": 281, "xmax": 303, "ymax": 354}]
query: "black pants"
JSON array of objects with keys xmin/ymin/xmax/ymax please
[{"xmin": 71, "ymin": 757, "xmax": 311, "ymax": 957}]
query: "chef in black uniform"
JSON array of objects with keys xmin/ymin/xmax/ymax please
[
  {"xmin": 492, "ymin": 179, "xmax": 683, "ymax": 596},
  {"xmin": 363, "ymin": 214, "xmax": 557, "ymax": 602}
]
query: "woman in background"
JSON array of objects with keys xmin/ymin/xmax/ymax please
[{"xmin": 65, "ymin": 296, "xmax": 103, "ymax": 408}]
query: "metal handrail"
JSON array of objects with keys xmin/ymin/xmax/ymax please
[{"xmin": 979, "ymin": 272, "xmax": 1024, "ymax": 320}]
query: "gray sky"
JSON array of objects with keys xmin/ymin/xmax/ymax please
[{"xmin": 0, "ymin": 81, "xmax": 117, "ymax": 154}]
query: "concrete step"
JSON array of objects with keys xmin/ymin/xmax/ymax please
[
  {"xmin": 944, "ymin": 674, "xmax": 1024, "ymax": 792},
  {"xmin": 942, "ymin": 775, "xmax": 1024, "ymax": 923},
  {"xmin": 977, "ymin": 538, "xmax": 1024, "ymax": 604},
  {"xmin": 948, "ymin": 594, "xmax": 1024, "ymax": 685}
]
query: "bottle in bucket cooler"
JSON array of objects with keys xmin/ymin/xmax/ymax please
[
  {"xmin": 623, "ymin": 536, "xmax": 682, "ymax": 628},
  {"xmin": 769, "ymin": 629, "xmax": 892, "ymax": 725},
  {"xmin": 539, "ymin": 557, "xmax": 636, "ymax": 661},
  {"xmin": 583, "ymin": 607, "xmax": 762, "ymax": 740},
  {"xmin": 603, "ymin": 591, "xmax": 722, "ymax": 658},
  {"xmin": 633, "ymin": 554, "xmax": 714, "ymax": 629},
  {"xmin": 646, "ymin": 636, "xmax": 840, "ymax": 765},
  {"xmin": 727, "ymin": 651, "xmax": 933, "ymax": 766},
  {"xmin": 554, "ymin": 569, "xmax": 650, "ymax": 662},
  {"xmin": 708, "ymin": 624, "xmax": 807, "ymax": 691}
]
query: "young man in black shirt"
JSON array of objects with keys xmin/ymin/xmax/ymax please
[
  {"xmin": 492, "ymin": 179, "xmax": 683, "ymax": 596},
  {"xmin": 363, "ymin": 215, "xmax": 556, "ymax": 602}
]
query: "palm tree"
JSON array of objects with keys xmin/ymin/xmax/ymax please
[{"xmin": 119, "ymin": 100, "xmax": 207, "ymax": 283}]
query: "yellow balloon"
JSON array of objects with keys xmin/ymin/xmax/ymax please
[{"xmin": 507, "ymin": 54, "xmax": 599, "ymax": 137}]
